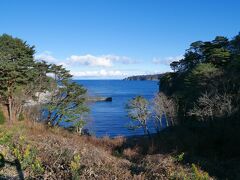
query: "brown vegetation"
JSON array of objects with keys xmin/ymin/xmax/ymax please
[{"xmin": 0, "ymin": 120, "xmax": 214, "ymax": 179}]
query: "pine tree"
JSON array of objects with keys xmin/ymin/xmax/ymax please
[
  {"xmin": 0, "ymin": 34, "xmax": 35, "ymax": 122},
  {"xmin": 44, "ymin": 65, "xmax": 89, "ymax": 132}
]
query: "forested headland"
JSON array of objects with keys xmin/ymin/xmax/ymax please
[
  {"xmin": 0, "ymin": 33, "xmax": 240, "ymax": 179},
  {"xmin": 124, "ymin": 73, "xmax": 164, "ymax": 81}
]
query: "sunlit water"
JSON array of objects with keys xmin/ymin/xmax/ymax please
[{"xmin": 75, "ymin": 80, "xmax": 159, "ymax": 137}]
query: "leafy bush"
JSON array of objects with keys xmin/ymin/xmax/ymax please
[
  {"xmin": 12, "ymin": 136, "xmax": 44, "ymax": 176},
  {"xmin": 174, "ymin": 152, "xmax": 185, "ymax": 162},
  {"xmin": 170, "ymin": 167, "xmax": 188, "ymax": 180},
  {"xmin": 0, "ymin": 109, "xmax": 5, "ymax": 124},
  {"xmin": 70, "ymin": 154, "xmax": 81, "ymax": 179},
  {"xmin": 191, "ymin": 163, "xmax": 210, "ymax": 180},
  {"xmin": 191, "ymin": 63, "xmax": 219, "ymax": 78},
  {"xmin": 31, "ymin": 158, "xmax": 44, "ymax": 176},
  {"xmin": 170, "ymin": 163, "xmax": 210, "ymax": 180},
  {"xmin": 0, "ymin": 131, "xmax": 12, "ymax": 146}
]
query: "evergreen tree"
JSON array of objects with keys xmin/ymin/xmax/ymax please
[
  {"xmin": 0, "ymin": 34, "xmax": 35, "ymax": 122},
  {"xmin": 44, "ymin": 65, "xmax": 89, "ymax": 132}
]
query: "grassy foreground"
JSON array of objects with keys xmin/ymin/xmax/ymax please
[{"xmin": 0, "ymin": 120, "xmax": 214, "ymax": 180}]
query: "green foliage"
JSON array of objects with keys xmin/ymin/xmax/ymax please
[
  {"xmin": 0, "ymin": 108, "xmax": 5, "ymax": 124},
  {"xmin": 174, "ymin": 152, "xmax": 185, "ymax": 162},
  {"xmin": 158, "ymin": 33, "xmax": 240, "ymax": 179},
  {"xmin": 31, "ymin": 158, "xmax": 44, "ymax": 175},
  {"xmin": 74, "ymin": 119, "xmax": 86, "ymax": 134},
  {"xmin": 44, "ymin": 65, "xmax": 89, "ymax": 128},
  {"xmin": 191, "ymin": 164, "xmax": 210, "ymax": 180},
  {"xmin": 160, "ymin": 32, "xmax": 240, "ymax": 124},
  {"xmin": 0, "ymin": 34, "xmax": 88, "ymax": 128},
  {"xmin": 0, "ymin": 34, "xmax": 36, "ymax": 122},
  {"xmin": 12, "ymin": 136, "xmax": 44, "ymax": 175},
  {"xmin": 70, "ymin": 154, "xmax": 81, "ymax": 179},
  {"xmin": 158, "ymin": 32, "xmax": 240, "ymax": 179},
  {"xmin": 0, "ymin": 131, "xmax": 12, "ymax": 146},
  {"xmin": 170, "ymin": 61, "xmax": 181, "ymax": 72},
  {"xmin": 184, "ymin": 63, "xmax": 220, "ymax": 92},
  {"xmin": 191, "ymin": 63, "xmax": 218, "ymax": 77},
  {"xmin": 170, "ymin": 164, "xmax": 210, "ymax": 180}
]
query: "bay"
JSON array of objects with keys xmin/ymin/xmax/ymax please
[{"xmin": 75, "ymin": 80, "xmax": 159, "ymax": 137}]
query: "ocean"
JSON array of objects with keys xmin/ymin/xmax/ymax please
[{"xmin": 75, "ymin": 80, "xmax": 159, "ymax": 137}]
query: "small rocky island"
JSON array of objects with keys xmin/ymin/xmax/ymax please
[{"xmin": 87, "ymin": 97, "xmax": 112, "ymax": 102}]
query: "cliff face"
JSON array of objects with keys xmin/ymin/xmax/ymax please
[{"xmin": 124, "ymin": 74, "xmax": 164, "ymax": 81}]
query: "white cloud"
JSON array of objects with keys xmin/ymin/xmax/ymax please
[
  {"xmin": 67, "ymin": 54, "xmax": 135, "ymax": 67},
  {"xmin": 152, "ymin": 55, "xmax": 183, "ymax": 65},
  {"xmin": 35, "ymin": 51, "xmax": 57, "ymax": 63},
  {"xmin": 34, "ymin": 51, "xmax": 156, "ymax": 79},
  {"xmin": 35, "ymin": 52, "xmax": 136, "ymax": 68},
  {"xmin": 35, "ymin": 51, "xmax": 71, "ymax": 67},
  {"xmin": 68, "ymin": 54, "xmax": 112, "ymax": 67},
  {"xmin": 71, "ymin": 69, "xmax": 128, "ymax": 78}
]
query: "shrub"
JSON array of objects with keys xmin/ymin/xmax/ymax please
[
  {"xmin": 31, "ymin": 158, "xmax": 44, "ymax": 176},
  {"xmin": 191, "ymin": 164, "xmax": 210, "ymax": 180},
  {"xmin": 12, "ymin": 136, "xmax": 44, "ymax": 176},
  {"xmin": 170, "ymin": 163, "xmax": 210, "ymax": 180},
  {"xmin": 0, "ymin": 108, "xmax": 5, "ymax": 124},
  {"xmin": 174, "ymin": 152, "xmax": 185, "ymax": 162},
  {"xmin": 18, "ymin": 113, "xmax": 25, "ymax": 121},
  {"xmin": 170, "ymin": 167, "xmax": 188, "ymax": 180},
  {"xmin": 0, "ymin": 131, "xmax": 12, "ymax": 146},
  {"xmin": 70, "ymin": 154, "xmax": 81, "ymax": 179}
]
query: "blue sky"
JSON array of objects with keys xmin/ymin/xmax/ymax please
[{"xmin": 1, "ymin": 0, "xmax": 240, "ymax": 79}]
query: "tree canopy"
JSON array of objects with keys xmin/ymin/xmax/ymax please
[
  {"xmin": 160, "ymin": 33, "xmax": 240, "ymax": 124},
  {"xmin": 0, "ymin": 34, "xmax": 88, "ymax": 131}
]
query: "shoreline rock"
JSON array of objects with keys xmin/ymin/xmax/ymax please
[
  {"xmin": 87, "ymin": 97, "xmax": 112, "ymax": 102},
  {"xmin": 24, "ymin": 91, "xmax": 52, "ymax": 106}
]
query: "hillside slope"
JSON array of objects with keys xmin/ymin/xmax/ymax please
[{"xmin": 0, "ymin": 121, "xmax": 212, "ymax": 179}]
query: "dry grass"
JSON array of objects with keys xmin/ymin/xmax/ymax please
[
  {"xmin": 0, "ymin": 120, "xmax": 214, "ymax": 179},
  {"xmin": 0, "ymin": 121, "xmax": 134, "ymax": 179},
  {"xmin": 123, "ymin": 147, "xmax": 140, "ymax": 160}
]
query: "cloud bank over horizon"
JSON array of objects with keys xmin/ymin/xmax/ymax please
[
  {"xmin": 67, "ymin": 54, "xmax": 136, "ymax": 67},
  {"xmin": 35, "ymin": 51, "xmax": 175, "ymax": 79}
]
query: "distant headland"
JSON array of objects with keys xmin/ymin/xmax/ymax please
[{"xmin": 124, "ymin": 73, "xmax": 164, "ymax": 81}]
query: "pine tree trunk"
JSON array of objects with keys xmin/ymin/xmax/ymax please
[
  {"xmin": 16, "ymin": 104, "xmax": 23, "ymax": 120},
  {"xmin": 77, "ymin": 126, "xmax": 82, "ymax": 135}
]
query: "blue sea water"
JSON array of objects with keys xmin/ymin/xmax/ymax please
[{"xmin": 75, "ymin": 80, "xmax": 159, "ymax": 137}]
